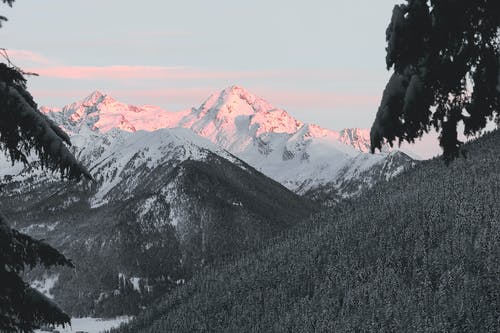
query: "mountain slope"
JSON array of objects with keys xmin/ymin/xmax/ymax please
[
  {"xmin": 178, "ymin": 86, "xmax": 413, "ymax": 196},
  {"xmin": 112, "ymin": 130, "xmax": 500, "ymax": 333},
  {"xmin": 40, "ymin": 87, "xmax": 414, "ymax": 200},
  {"xmin": 0, "ymin": 86, "xmax": 413, "ymax": 316},
  {"xmin": 2, "ymin": 125, "xmax": 315, "ymax": 316}
]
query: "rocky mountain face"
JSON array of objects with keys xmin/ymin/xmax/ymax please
[
  {"xmin": 169, "ymin": 86, "xmax": 413, "ymax": 197},
  {"xmin": 0, "ymin": 85, "xmax": 413, "ymax": 316},
  {"xmin": 40, "ymin": 86, "xmax": 415, "ymax": 200},
  {"xmin": 2, "ymin": 126, "xmax": 315, "ymax": 316}
]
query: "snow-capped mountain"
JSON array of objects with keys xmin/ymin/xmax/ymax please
[
  {"xmin": 66, "ymin": 126, "xmax": 242, "ymax": 208},
  {"xmin": 40, "ymin": 91, "xmax": 187, "ymax": 133},
  {"xmin": 40, "ymin": 86, "xmax": 414, "ymax": 199},
  {"xmin": 0, "ymin": 85, "xmax": 414, "ymax": 316},
  {"xmin": 338, "ymin": 128, "xmax": 371, "ymax": 153},
  {"xmin": 178, "ymin": 86, "xmax": 412, "ymax": 195},
  {"xmin": 2, "ymin": 122, "xmax": 315, "ymax": 316}
]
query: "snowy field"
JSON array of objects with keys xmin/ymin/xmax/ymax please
[{"xmin": 34, "ymin": 316, "xmax": 131, "ymax": 333}]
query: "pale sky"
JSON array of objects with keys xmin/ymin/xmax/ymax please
[{"xmin": 0, "ymin": 0, "xmax": 445, "ymax": 157}]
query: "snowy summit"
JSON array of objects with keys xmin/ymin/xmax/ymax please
[{"xmin": 38, "ymin": 85, "xmax": 413, "ymax": 196}]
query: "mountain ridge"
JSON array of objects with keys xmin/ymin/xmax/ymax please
[
  {"xmin": 40, "ymin": 86, "xmax": 374, "ymax": 153},
  {"xmin": 2, "ymin": 122, "xmax": 316, "ymax": 316},
  {"xmin": 40, "ymin": 85, "xmax": 414, "ymax": 199},
  {"xmin": 0, "ymin": 86, "xmax": 414, "ymax": 316},
  {"xmin": 110, "ymin": 127, "xmax": 500, "ymax": 333}
]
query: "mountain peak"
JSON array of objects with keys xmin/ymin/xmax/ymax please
[
  {"xmin": 223, "ymin": 85, "xmax": 248, "ymax": 94},
  {"xmin": 49, "ymin": 92, "xmax": 183, "ymax": 134},
  {"xmin": 220, "ymin": 85, "xmax": 257, "ymax": 101},
  {"xmin": 199, "ymin": 85, "xmax": 276, "ymax": 116},
  {"xmin": 180, "ymin": 86, "xmax": 304, "ymax": 144},
  {"xmin": 83, "ymin": 90, "xmax": 107, "ymax": 104},
  {"xmin": 43, "ymin": 88, "xmax": 390, "ymax": 156},
  {"xmin": 339, "ymin": 128, "xmax": 371, "ymax": 153}
]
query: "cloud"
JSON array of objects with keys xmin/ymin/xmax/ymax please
[
  {"xmin": 32, "ymin": 86, "xmax": 380, "ymax": 113},
  {"xmin": 30, "ymin": 65, "xmax": 245, "ymax": 80},
  {"xmin": 110, "ymin": 87, "xmax": 214, "ymax": 106},
  {"xmin": 19, "ymin": 50, "xmax": 384, "ymax": 114},
  {"xmin": 31, "ymin": 89, "xmax": 93, "ymax": 99},
  {"xmin": 40, "ymin": 66, "xmax": 291, "ymax": 80},
  {"xmin": 105, "ymin": 88, "xmax": 381, "ymax": 110},
  {"xmin": 27, "ymin": 65, "xmax": 371, "ymax": 81},
  {"xmin": 31, "ymin": 66, "xmax": 182, "ymax": 79},
  {"xmin": 2, "ymin": 49, "xmax": 54, "ymax": 65}
]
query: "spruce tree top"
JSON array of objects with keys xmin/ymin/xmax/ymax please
[{"xmin": 371, "ymin": 0, "xmax": 500, "ymax": 161}]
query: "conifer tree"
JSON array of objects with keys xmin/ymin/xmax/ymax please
[
  {"xmin": 370, "ymin": 0, "xmax": 500, "ymax": 161},
  {"xmin": 0, "ymin": 1, "xmax": 92, "ymax": 331}
]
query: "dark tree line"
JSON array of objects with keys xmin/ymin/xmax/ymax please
[{"xmin": 112, "ymin": 129, "xmax": 500, "ymax": 333}]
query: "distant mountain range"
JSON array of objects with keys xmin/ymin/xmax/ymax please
[
  {"xmin": 0, "ymin": 85, "xmax": 414, "ymax": 316},
  {"xmin": 38, "ymin": 85, "xmax": 415, "ymax": 200}
]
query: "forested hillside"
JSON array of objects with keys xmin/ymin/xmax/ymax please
[
  {"xmin": 2, "ymin": 137, "xmax": 315, "ymax": 317},
  {"xmin": 113, "ymin": 130, "xmax": 500, "ymax": 333}
]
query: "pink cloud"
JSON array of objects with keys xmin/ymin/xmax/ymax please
[
  {"xmin": 29, "ymin": 66, "xmax": 257, "ymax": 80},
  {"xmin": 31, "ymin": 89, "xmax": 93, "ymax": 99},
  {"xmin": 33, "ymin": 86, "xmax": 380, "ymax": 111},
  {"xmin": 2, "ymin": 49, "xmax": 54, "ymax": 65},
  {"xmin": 110, "ymin": 88, "xmax": 214, "ymax": 106},
  {"xmin": 106, "ymin": 88, "xmax": 380, "ymax": 111},
  {"xmin": 31, "ymin": 66, "xmax": 177, "ymax": 79},
  {"xmin": 32, "ymin": 87, "xmax": 381, "ymax": 113},
  {"xmin": 28, "ymin": 65, "xmax": 369, "ymax": 81}
]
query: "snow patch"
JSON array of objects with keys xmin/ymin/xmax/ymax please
[
  {"xmin": 31, "ymin": 274, "xmax": 59, "ymax": 299},
  {"xmin": 34, "ymin": 316, "xmax": 131, "ymax": 333},
  {"xmin": 118, "ymin": 273, "xmax": 142, "ymax": 292},
  {"xmin": 20, "ymin": 222, "xmax": 59, "ymax": 234}
]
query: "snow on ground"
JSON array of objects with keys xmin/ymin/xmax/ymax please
[
  {"xmin": 118, "ymin": 273, "xmax": 142, "ymax": 292},
  {"xmin": 129, "ymin": 277, "xmax": 141, "ymax": 292},
  {"xmin": 31, "ymin": 274, "xmax": 59, "ymax": 299},
  {"xmin": 21, "ymin": 222, "xmax": 59, "ymax": 234},
  {"xmin": 34, "ymin": 316, "xmax": 131, "ymax": 333}
]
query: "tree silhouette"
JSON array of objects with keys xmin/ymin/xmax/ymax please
[
  {"xmin": 0, "ymin": 1, "xmax": 92, "ymax": 331},
  {"xmin": 370, "ymin": 0, "xmax": 500, "ymax": 161}
]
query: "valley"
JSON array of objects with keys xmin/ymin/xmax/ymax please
[
  {"xmin": 3, "ymin": 86, "xmax": 495, "ymax": 331},
  {"xmin": 4, "ymin": 86, "xmax": 401, "ymax": 317}
]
